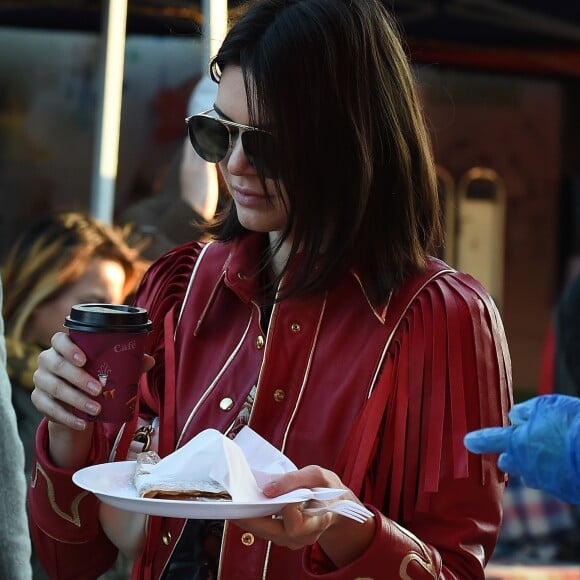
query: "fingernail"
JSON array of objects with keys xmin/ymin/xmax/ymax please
[
  {"xmin": 73, "ymin": 418, "xmax": 86, "ymax": 430},
  {"xmin": 73, "ymin": 352, "xmax": 85, "ymax": 366},
  {"xmin": 85, "ymin": 401, "xmax": 100, "ymax": 415},
  {"xmin": 263, "ymin": 480, "xmax": 279, "ymax": 494},
  {"xmin": 87, "ymin": 381, "xmax": 101, "ymax": 395}
]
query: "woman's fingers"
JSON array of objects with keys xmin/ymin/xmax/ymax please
[
  {"xmin": 35, "ymin": 348, "xmax": 101, "ymax": 397},
  {"xmin": 236, "ymin": 503, "xmax": 332, "ymax": 551},
  {"xmin": 32, "ymin": 332, "xmax": 154, "ymax": 431},
  {"xmin": 31, "ymin": 337, "xmax": 103, "ymax": 428},
  {"xmin": 30, "ymin": 365, "xmax": 101, "ymax": 428},
  {"xmin": 278, "ymin": 502, "xmax": 333, "ymax": 545},
  {"xmin": 237, "ymin": 465, "xmax": 357, "ymax": 551},
  {"xmin": 51, "ymin": 331, "xmax": 87, "ymax": 367},
  {"xmin": 262, "ymin": 465, "xmax": 353, "ymax": 501},
  {"xmin": 30, "ymin": 386, "xmax": 92, "ymax": 430}
]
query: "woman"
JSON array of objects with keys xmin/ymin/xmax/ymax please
[
  {"xmin": 2, "ymin": 211, "xmax": 147, "ymax": 579},
  {"xmin": 28, "ymin": 1, "xmax": 512, "ymax": 578}
]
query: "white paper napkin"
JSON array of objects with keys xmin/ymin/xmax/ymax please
[{"xmin": 135, "ymin": 426, "xmax": 341, "ymax": 504}]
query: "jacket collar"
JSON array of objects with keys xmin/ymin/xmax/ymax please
[
  {"xmin": 222, "ymin": 233, "xmax": 265, "ymax": 305},
  {"xmin": 221, "ymin": 232, "xmax": 391, "ymax": 322}
]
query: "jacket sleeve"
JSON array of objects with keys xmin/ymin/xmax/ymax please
[
  {"xmin": 28, "ymin": 420, "xmax": 118, "ymax": 580},
  {"xmin": 27, "ymin": 242, "xmax": 202, "ymax": 579},
  {"xmin": 304, "ymin": 270, "xmax": 512, "ymax": 579},
  {"xmin": 133, "ymin": 240, "xmax": 204, "ymax": 417}
]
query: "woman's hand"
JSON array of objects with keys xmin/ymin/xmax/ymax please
[
  {"xmin": 31, "ymin": 332, "xmax": 104, "ymax": 430},
  {"xmin": 236, "ymin": 465, "xmax": 375, "ymax": 567},
  {"xmin": 30, "ymin": 332, "xmax": 100, "ymax": 469},
  {"xmin": 30, "ymin": 331, "xmax": 155, "ymax": 469}
]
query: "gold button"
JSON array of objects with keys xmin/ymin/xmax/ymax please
[
  {"xmin": 255, "ymin": 335, "xmax": 265, "ymax": 349},
  {"xmin": 273, "ymin": 389, "xmax": 285, "ymax": 402},
  {"xmin": 241, "ymin": 532, "xmax": 255, "ymax": 546},
  {"xmin": 290, "ymin": 323, "xmax": 301, "ymax": 332},
  {"xmin": 237, "ymin": 272, "xmax": 246, "ymax": 280},
  {"xmin": 162, "ymin": 531, "xmax": 172, "ymax": 546},
  {"xmin": 219, "ymin": 397, "xmax": 234, "ymax": 411}
]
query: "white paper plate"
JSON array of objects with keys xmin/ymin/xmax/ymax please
[{"xmin": 73, "ymin": 461, "xmax": 343, "ymax": 519}]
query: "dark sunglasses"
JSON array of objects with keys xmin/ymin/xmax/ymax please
[{"xmin": 185, "ymin": 108, "xmax": 279, "ymax": 178}]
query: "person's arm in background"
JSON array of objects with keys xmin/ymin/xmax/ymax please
[
  {"xmin": 178, "ymin": 135, "xmax": 219, "ymax": 221},
  {"xmin": 145, "ymin": 75, "xmax": 220, "ymax": 255},
  {"xmin": 129, "ymin": 75, "xmax": 220, "ymax": 259},
  {"xmin": 151, "ymin": 125, "xmax": 219, "ymax": 252},
  {"xmin": 464, "ymin": 394, "xmax": 580, "ymax": 504},
  {"xmin": 119, "ymin": 75, "xmax": 221, "ymax": 261},
  {"xmin": 179, "ymin": 75, "xmax": 219, "ymax": 221},
  {"xmin": 0, "ymin": 278, "xmax": 32, "ymax": 579}
]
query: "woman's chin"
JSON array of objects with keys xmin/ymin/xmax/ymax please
[{"xmin": 236, "ymin": 213, "xmax": 285, "ymax": 234}]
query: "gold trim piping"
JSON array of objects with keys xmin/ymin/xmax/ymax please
[
  {"xmin": 399, "ymin": 552, "xmax": 438, "ymax": 579},
  {"xmin": 176, "ymin": 312, "xmax": 254, "ymax": 448},
  {"xmin": 390, "ymin": 520, "xmax": 438, "ymax": 579},
  {"xmin": 366, "ymin": 268, "xmax": 454, "ymax": 400},
  {"xmin": 32, "ymin": 463, "xmax": 89, "ymax": 527},
  {"xmin": 281, "ymin": 293, "xmax": 326, "ymax": 451}
]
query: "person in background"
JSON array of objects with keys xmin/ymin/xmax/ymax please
[
  {"xmin": 120, "ymin": 75, "xmax": 222, "ymax": 261},
  {"xmin": 0, "ymin": 277, "xmax": 32, "ymax": 579},
  {"xmin": 2, "ymin": 211, "xmax": 148, "ymax": 579},
  {"xmin": 467, "ymin": 304, "xmax": 580, "ymax": 565},
  {"xmin": 490, "ymin": 270, "xmax": 580, "ymax": 563},
  {"xmin": 465, "ymin": 394, "xmax": 580, "ymax": 505},
  {"xmin": 28, "ymin": 1, "xmax": 512, "ymax": 578}
]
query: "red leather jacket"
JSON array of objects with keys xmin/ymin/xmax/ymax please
[{"xmin": 29, "ymin": 233, "xmax": 512, "ymax": 579}]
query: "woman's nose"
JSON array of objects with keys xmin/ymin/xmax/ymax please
[{"xmin": 226, "ymin": 134, "xmax": 255, "ymax": 175}]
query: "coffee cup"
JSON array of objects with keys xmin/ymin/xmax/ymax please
[{"xmin": 64, "ymin": 303, "xmax": 152, "ymax": 423}]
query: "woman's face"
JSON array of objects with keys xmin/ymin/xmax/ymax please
[
  {"xmin": 215, "ymin": 66, "xmax": 288, "ymax": 234},
  {"xmin": 26, "ymin": 257, "xmax": 127, "ymax": 346}
]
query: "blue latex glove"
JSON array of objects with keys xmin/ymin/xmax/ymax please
[{"xmin": 464, "ymin": 394, "xmax": 580, "ymax": 504}]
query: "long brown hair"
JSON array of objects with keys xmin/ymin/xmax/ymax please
[
  {"xmin": 207, "ymin": 0, "xmax": 442, "ymax": 303},
  {"xmin": 2, "ymin": 212, "xmax": 147, "ymax": 350}
]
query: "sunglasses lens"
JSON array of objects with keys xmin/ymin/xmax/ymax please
[
  {"xmin": 187, "ymin": 116, "xmax": 229, "ymax": 163},
  {"xmin": 242, "ymin": 131, "xmax": 279, "ymax": 179},
  {"xmin": 188, "ymin": 114, "xmax": 280, "ymax": 178}
]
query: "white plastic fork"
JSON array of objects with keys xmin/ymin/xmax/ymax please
[{"xmin": 302, "ymin": 500, "xmax": 374, "ymax": 523}]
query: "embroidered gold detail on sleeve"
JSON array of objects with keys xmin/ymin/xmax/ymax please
[
  {"xmin": 31, "ymin": 462, "xmax": 89, "ymax": 527},
  {"xmin": 399, "ymin": 552, "xmax": 437, "ymax": 579},
  {"xmin": 389, "ymin": 520, "xmax": 437, "ymax": 579}
]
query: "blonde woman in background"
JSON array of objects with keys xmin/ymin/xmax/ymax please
[{"xmin": 2, "ymin": 212, "xmax": 148, "ymax": 580}]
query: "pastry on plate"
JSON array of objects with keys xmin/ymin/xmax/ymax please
[{"xmin": 133, "ymin": 450, "xmax": 231, "ymax": 501}]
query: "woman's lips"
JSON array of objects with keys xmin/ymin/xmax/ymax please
[{"xmin": 231, "ymin": 187, "xmax": 266, "ymax": 207}]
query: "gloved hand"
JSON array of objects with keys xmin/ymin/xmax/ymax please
[{"xmin": 464, "ymin": 394, "xmax": 580, "ymax": 504}]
